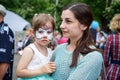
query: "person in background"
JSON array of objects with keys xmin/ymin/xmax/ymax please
[
  {"xmin": 22, "ymin": 27, "xmax": 34, "ymax": 49},
  {"xmin": 0, "ymin": 4, "xmax": 14, "ymax": 80},
  {"xmin": 16, "ymin": 13, "xmax": 56, "ymax": 80},
  {"xmin": 18, "ymin": 28, "xmax": 34, "ymax": 55},
  {"xmin": 57, "ymin": 31, "xmax": 68, "ymax": 45},
  {"xmin": 54, "ymin": 30, "xmax": 61, "ymax": 44},
  {"xmin": 103, "ymin": 14, "xmax": 120, "ymax": 80},
  {"xmin": 16, "ymin": 39, "xmax": 23, "ymax": 53},
  {"xmin": 96, "ymin": 31, "xmax": 106, "ymax": 49},
  {"xmin": 51, "ymin": 30, "xmax": 61, "ymax": 48},
  {"xmin": 50, "ymin": 30, "xmax": 68, "ymax": 50},
  {"xmin": 91, "ymin": 20, "xmax": 100, "ymax": 30},
  {"xmin": 90, "ymin": 20, "xmax": 100, "ymax": 42},
  {"xmin": 52, "ymin": 2, "xmax": 103, "ymax": 80}
]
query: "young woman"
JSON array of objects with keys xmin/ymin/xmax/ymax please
[
  {"xmin": 16, "ymin": 13, "xmax": 56, "ymax": 80},
  {"xmin": 52, "ymin": 2, "xmax": 103, "ymax": 80}
]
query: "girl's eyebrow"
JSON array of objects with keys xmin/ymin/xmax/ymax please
[
  {"xmin": 38, "ymin": 28, "xmax": 52, "ymax": 31},
  {"xmin": 41, "ymin": 27, "xmax": 52, "ymax": 30}
]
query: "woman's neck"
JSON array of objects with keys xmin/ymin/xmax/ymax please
[{"xmin": 67, "ymin": 39, "xmax": 76, "ymax": 51}]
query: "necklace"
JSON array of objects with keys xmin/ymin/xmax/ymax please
[{"xmin": 34, "ymin": 42, "xmax": 48, "ymax": 56}]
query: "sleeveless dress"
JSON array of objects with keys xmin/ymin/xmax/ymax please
[{"xmin": 17, "ymin": 43, "xmax": 53, "ymax": 80}]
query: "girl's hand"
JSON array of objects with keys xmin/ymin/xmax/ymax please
[{"xmin": 40, "ymin": 61, "xmax": 56, "ymax": 74}]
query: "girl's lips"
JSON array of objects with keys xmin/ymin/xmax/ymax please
[{"xmin": 41, "ymin": 39, "xmax": 49, "ymax": 41}]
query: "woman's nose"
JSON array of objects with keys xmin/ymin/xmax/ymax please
[{"xmin": 60, "ymin": 21, "xmax": 65, "ymax": 29}]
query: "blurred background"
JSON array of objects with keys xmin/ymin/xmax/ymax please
[{"xmin": 1, "ymin": 0, "xmax": 120, "ymax": 33}]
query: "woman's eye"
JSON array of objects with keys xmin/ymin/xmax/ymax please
[{"xmin": 66, "ymin": 20, "xmax": 71, "ymax": 24}]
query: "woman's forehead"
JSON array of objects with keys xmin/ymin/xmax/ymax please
[{"xmin": 61, "ymin": 10, "xmax": 75, "ymax": 19}]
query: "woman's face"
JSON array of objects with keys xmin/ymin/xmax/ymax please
[
  {"xmin": 60, "ymin": 10, "xmax": 87, "ymax": 40},
  {"xmin": 26, "ymin": 30, "xmax": 31, "ymax": 37},
  {"xmin": 35, "ymin": 21, "xmax": 54, "ymax": 46}
]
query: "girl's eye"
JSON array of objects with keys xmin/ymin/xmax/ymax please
[
  {"xmin": 38, "ymin": 31, "xmax": 44, "ymax": 33},
  {"xmin": 47, "ymin": 30, "xmax": 52, "ymax": 34}
]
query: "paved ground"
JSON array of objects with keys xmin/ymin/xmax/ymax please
[{"xmin": 12, "ymin": 53, "xmax": 21, "ymax": 80}]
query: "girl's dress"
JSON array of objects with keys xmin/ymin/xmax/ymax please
[{"xmin": 17, "ymin": 43, "xmax": 53, "ymax": 80}]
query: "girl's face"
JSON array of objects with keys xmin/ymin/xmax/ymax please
[
  {"xmin": 60, "ymin": 10, "xmax": 87, "ymax": 40},
  {"xmin": 35, "ymin": 21, "xmax": 53, "ymax": 46}
]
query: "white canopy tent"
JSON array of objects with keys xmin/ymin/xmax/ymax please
[{"xmin": 4, "ymin": 10, "xmax": 31, "ymax": 32}]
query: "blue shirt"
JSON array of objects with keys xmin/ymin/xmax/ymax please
[{"xmin": 52, "ymin": 43, "xmax": 103, "ymax": 80}]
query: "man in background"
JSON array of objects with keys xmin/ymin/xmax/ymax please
[
  {"xmin": 0, "ymin": 4, "xmax": 14, "ymax": 80},
  {"xmin": 90, "ymin": 20, "xmax": 100, "ymax": 43}
]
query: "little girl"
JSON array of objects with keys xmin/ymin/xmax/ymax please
[{"xmin": 16, "ymin": 13, "xmax": 56, "ymax": 80}]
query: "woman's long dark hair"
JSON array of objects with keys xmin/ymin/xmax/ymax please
[{"xmin": 63, "ymin": 2, "xmax": 102, "ymax": 67}]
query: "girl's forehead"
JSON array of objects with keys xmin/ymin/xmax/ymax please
[
  {"xmin": 39, "ymin": 27, "xmax": 52, "ymax": 31},
  {"xmin": 41, "ymin": 22, "xmax": 53, "ymax": 30}
]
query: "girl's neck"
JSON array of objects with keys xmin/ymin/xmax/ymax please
[{"xmin": 34, "ymin": 42, "xmax": 48, "ymax": 56}]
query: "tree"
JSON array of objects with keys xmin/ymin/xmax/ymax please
[
  {"xmin": 1, "ymin": 0, "xmax": 119, "ymax": 33},
  {"xmin": 103, "ymin": 0, "xmax": 120, "ymax": 22}
]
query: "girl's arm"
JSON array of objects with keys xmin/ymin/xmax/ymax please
[{"xmin": 16, "ymin": 47, "xmax": 55, "ymax": 78}]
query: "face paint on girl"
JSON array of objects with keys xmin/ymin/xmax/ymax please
[{"xmin": 35, "ymin": 28, "xmax": 53, "ymax": 41}]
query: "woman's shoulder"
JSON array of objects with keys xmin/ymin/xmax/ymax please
[
  {"xmin": 55, "ymin": 43, "xmax": 67, "ymax": 49},
  {"xmin": 88, "ymin": 51, "xmax": 102, "ymax": 56},
  {"xmin": 85, "ymin": 51, "xmax": 103, "ymax": 62}
]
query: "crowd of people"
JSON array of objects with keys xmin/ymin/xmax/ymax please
[{"xmin": 0, "ymin": 2, "xmax": 120, "ymax": 80}]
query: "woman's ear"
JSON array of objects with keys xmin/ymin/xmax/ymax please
[{"xmin": 81, "ymin": 25, "xmax": 87, "ymax": 31}]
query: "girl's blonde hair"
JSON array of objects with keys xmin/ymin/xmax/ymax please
[{"xmin": 110, "ymin": 14, "xmax": 120, "ymax": 32}]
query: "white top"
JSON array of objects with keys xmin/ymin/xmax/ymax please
[
  {"xmin": 99, "ymin": 36, "xmax": 106, "ymax": 47},
  {"xmin": 27, "ymin": 43, "xmax": 53, "ymax": 70}
]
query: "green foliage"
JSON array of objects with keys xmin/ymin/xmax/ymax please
[
  {"xmin": 103, "ymin": 0, "xmax": 120, "ymax": 22},
  {"xmin": 79, "ymin": 0, "xmax": 106, "ymax": 25},
  {"xmin": 0, "ymin": 0, "xmax": 117, "ymax": 32}
]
